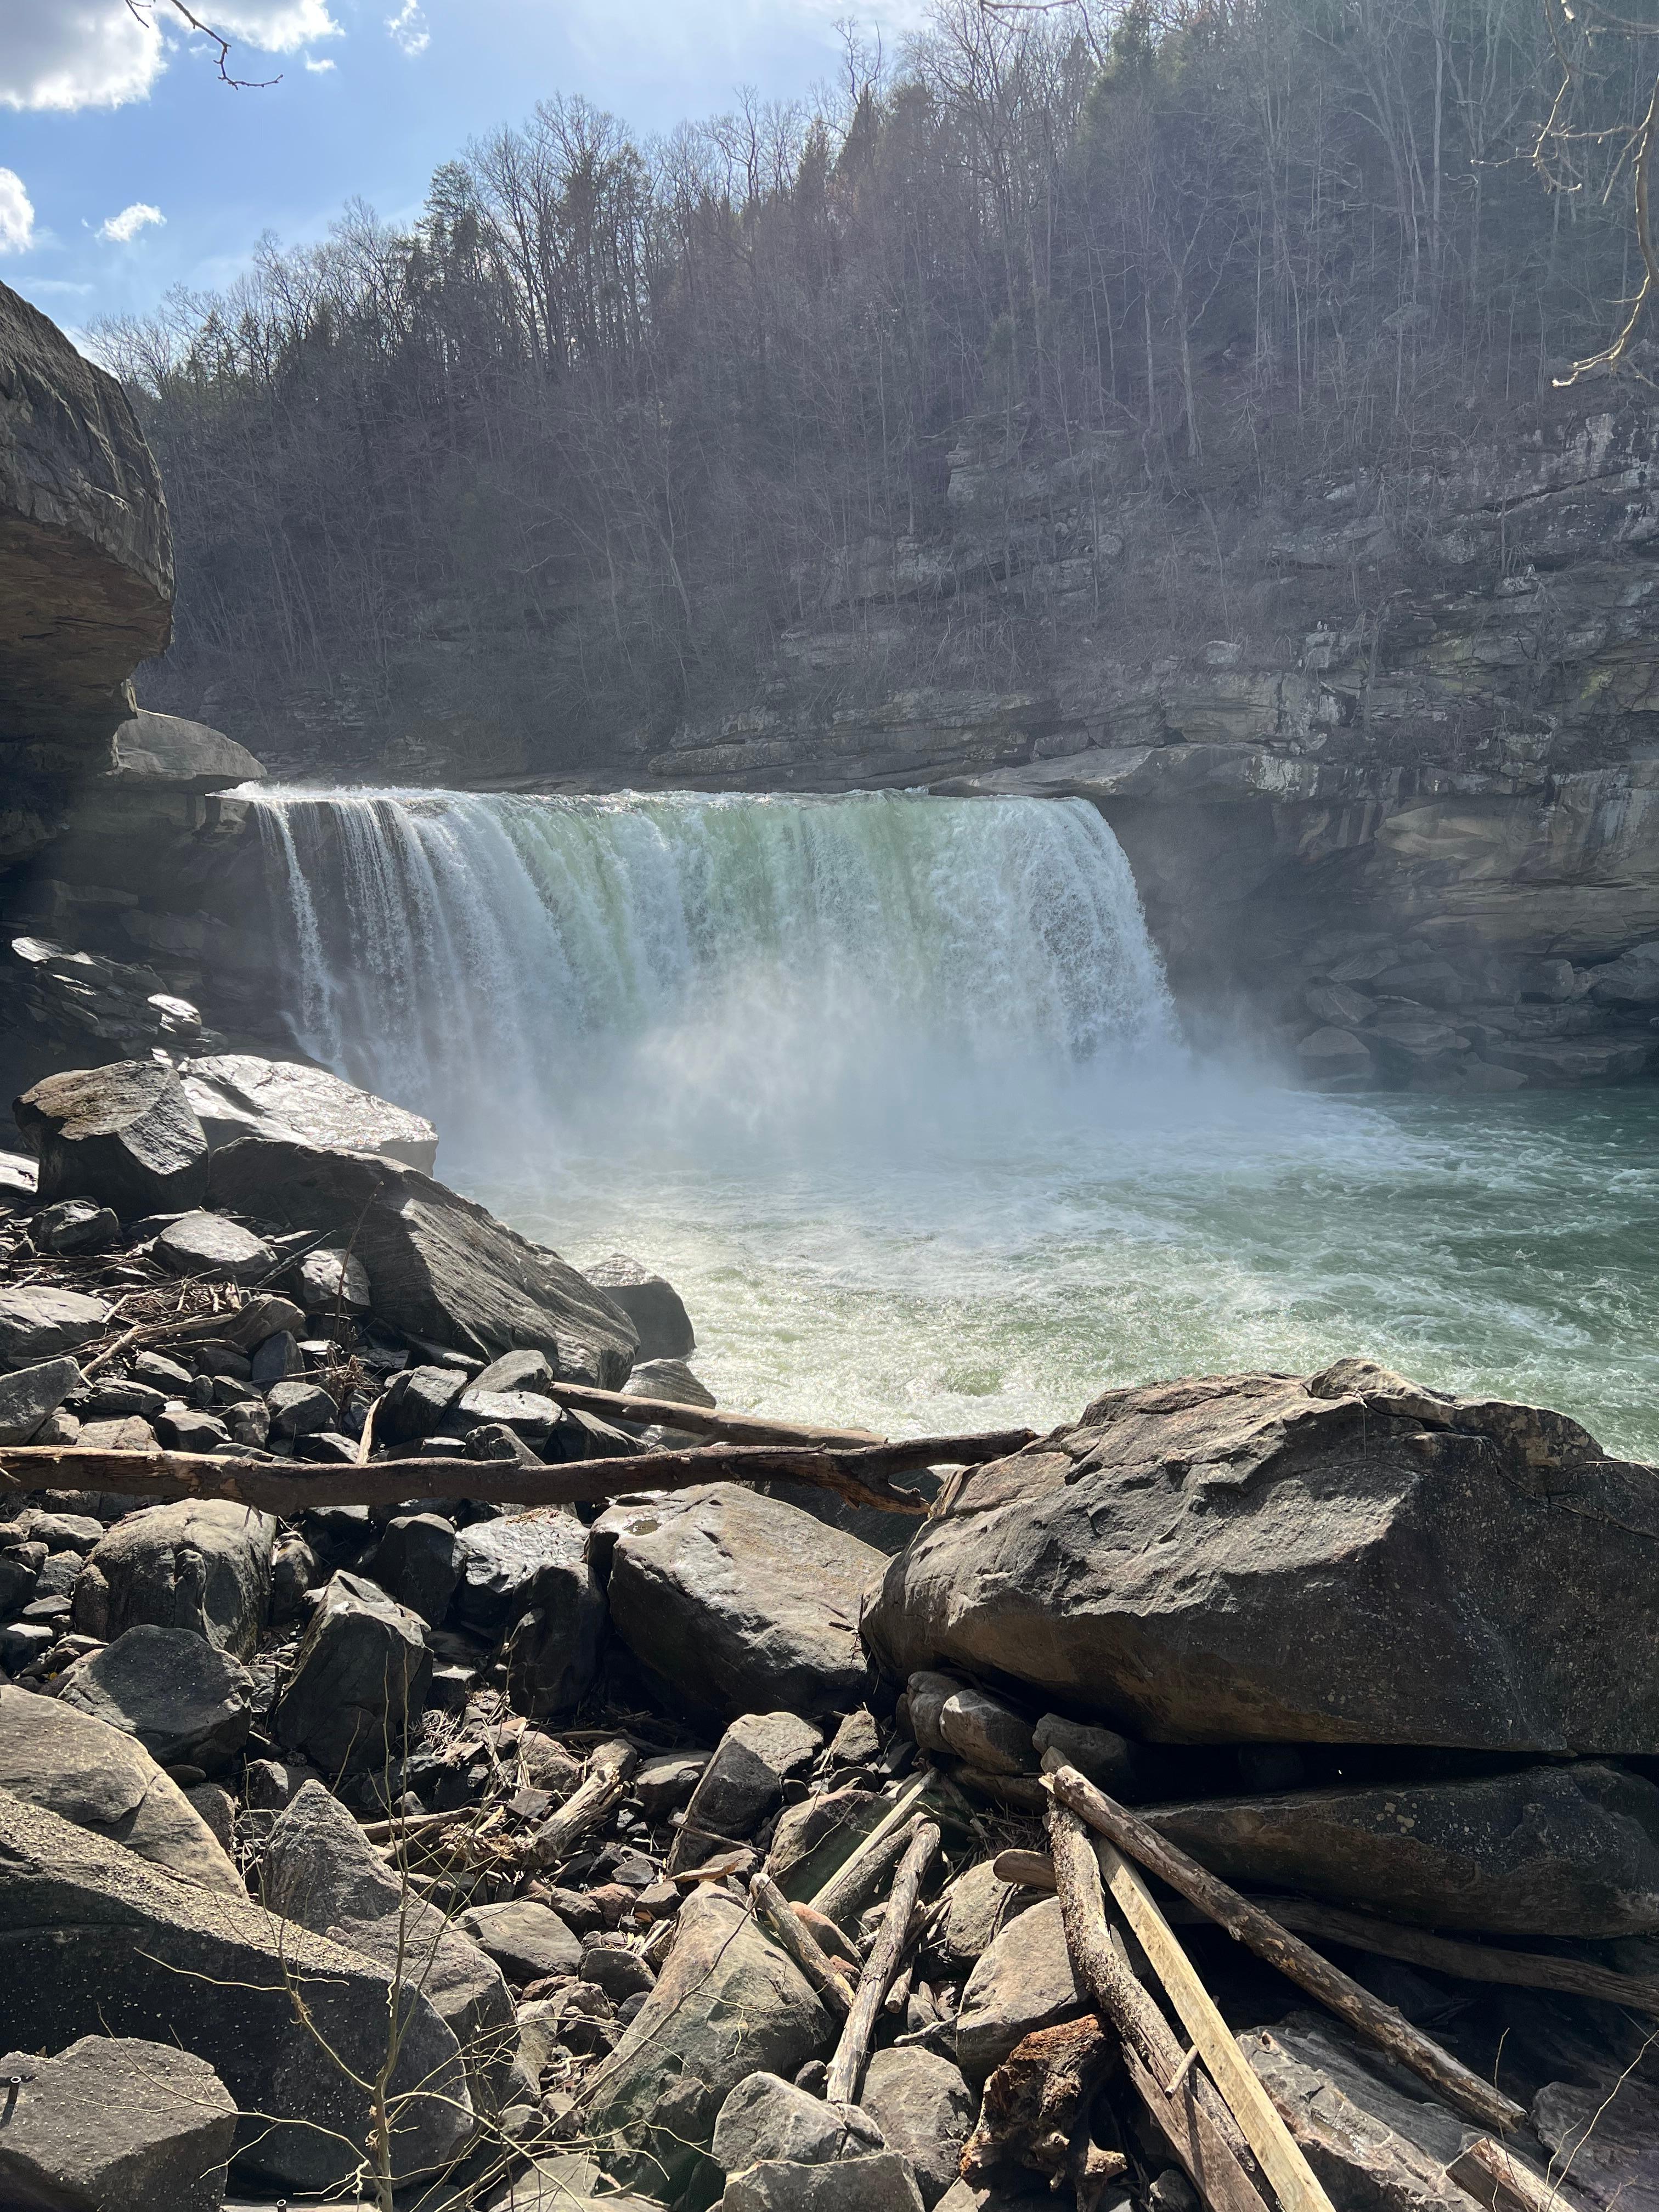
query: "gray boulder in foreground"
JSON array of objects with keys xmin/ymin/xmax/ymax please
[
  {"xmin": 273, "ymin": 1571, "xmax": 432, "ymax": 1777},
  {"xmin": 0, "ymin": 1786, "xmax": 472, "ymax": 2191},
  {"xmin": 0, "ymin": 1686, "xmax": 241, "ymax": 1893},
  {"xmin": 953, "ymin": 1895, "xmax": 1085, "ymax": 2082},
  {"xmin": 1151, "ymin": 1762, "xmax": 1659, "ymax": 1937},
  {"xmin": 74, "ymin": 1498, "xmax": 274, "ymax": 1659},
  {"xmin": 14, "ymin": 1060, "xmax": 209, "ymax": 1216},
  {"xmin": 205, "ymin": 1135, "xmax": 637, "ymax": 1385},
  {"xmin": 0, "ymin": 2034, "xmax": 236, "ymax": 2212},
  {"xmin": 865, "ymin": 1360, "xmax": 1659, "ymax": 1752},
  {"xmin": 582, "ymin": 1886, "xmax": 831, "ymax": 2200},
  {"xmin": 602, "ymin": 1483, "xmax": 882, "ymax": 1723}
]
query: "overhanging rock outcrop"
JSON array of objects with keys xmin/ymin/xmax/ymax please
[
  {"xmin": 864, "ymin": 1358, "xmax": 1659, "ymax": 1752},
  {"xmin": 0, "ymin": 281, "xmax": 171, "ymax": 776}
]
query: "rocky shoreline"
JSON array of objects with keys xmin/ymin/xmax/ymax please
[{"xmin": 0, "ymin": 1049, "xmax": 1654, "ymax": 2212}]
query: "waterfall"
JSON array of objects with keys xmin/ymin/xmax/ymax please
[{"xmin": 241, "ymin": 787, "xmax": 1178, "ymax": 1155}]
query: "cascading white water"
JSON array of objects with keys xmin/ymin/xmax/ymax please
[
  {"xmin": 238, "ymin": 782, "xmax": 1659, "ymax": 1454},
  {"xmin": 244, "ymin": 787, "xmax": 1179, "ymax": 1152}
]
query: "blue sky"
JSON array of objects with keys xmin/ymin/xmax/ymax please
[{"xmin": 0, "ymin": 0, "xmax": 919, "ymax": 332}]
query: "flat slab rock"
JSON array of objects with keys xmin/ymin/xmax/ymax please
[
  {"xmin": 866, "ymin": 1360, "xmax": 1659, "ymax": 1752},
  {"xmin": 601, "ymin": 1483, "xmax": 884, "ymax": 1723},
  {"xmin": 184, "ymin": 1052, "xmax": 438, "ymax": 1172},
  {"xmin": 1148, "ymin": 1762, "xmax": 1659, "ymax": 1937},
  {"xmin": 205, "ymin": 1136, "xmax": 635, "ymax": 1386}
]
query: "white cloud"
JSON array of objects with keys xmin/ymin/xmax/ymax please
[
  {"xmin": 0, "ymin": 1, "xmax": 340, "ymax": 113},
  {"xmin": 0, "ymin": 169, "xmax": 35, "ymax": 254},
  {"xmin": 303, "ymin": 52, "xmax": 336, "ymax": 71},
  {"xmin": 385, "ymin": 2, "xmax": 429, "ymax": 57},
  {"xmin": 99, "ymin": 200, "xmax": 166, "ymax": 244}
]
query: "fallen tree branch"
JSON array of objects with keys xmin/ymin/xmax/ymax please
[
  {"xmin": 0, "ymin": 1432, "xmax": 1009, "ymax": 1516},
  {"xmin": 825, "ymin": 1819, "xmax": 940, "ymax": 2103},
  {"xmin": 516, "ymin": 1740, "xmax": 637, "ymax": 1876},
  {"xmin": 1449, "ymin": 2137, "xmax": 1582, "ymax": 2212},
  {"xmin": 750, "ymin": 1870, "xmax": 856, "ymax": 2017},
  {"xmin": 961, "ymin": 2013, "xmax": 1120, "ymax": 2186},
  {"xmin": 1048, "ymin": 1798, "xmax": 1262, "ymax": 2202},
  {"xmin": 809, "ymin": 1779, "xmax": 934, "ymax": 1929},
  {"xmin": 548, "ymin": 1379, "xmax": 884, "ymax": 1449},
  {"xmin": 1047, "ymin": 1766, "xmax": 1527, "ymax": 2136},
  {"xmin": 992, "ymin": 1848, "xmax": 1659, "ymax": 2016}
]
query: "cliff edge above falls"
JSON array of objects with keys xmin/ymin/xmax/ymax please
[{"xmin": 0, "ymin": 280, "xmax": 174, "ymax": 863}]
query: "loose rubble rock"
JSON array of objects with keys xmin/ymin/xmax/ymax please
[
  {"xmin": 153, "ymin": 1209, "xmax": 276, "ymax": 1280},
  {"xmin": 603, "ymin": 1483, "xmax": 882, "ymax": 1722},
  {"xmin": 954, "ymin": 1897, "xmax": 1085, "ymax": 2081},
  {"xmin": 866, "ymin": 1362, "xmax": 1659, "ymax": 1751},
  {"xmin": 15, "ymin": 1060, "xmax": 210, "ymax": 1216},
  {"xmin": 670, "ymin": 1709, "xmax": 822, "ymax": 1869},
  {"xmin": 0, "ymin": 1353, "xmax": 83, "ymax": 1443},
  {"xmin": 59, "ymin": 1623, "xmax": 252, "ymax": 1772},
  {"xmin": 861, "ymin": 2049, "xmax": 977, "ymax": 2209},
  {"xmin": 73, "ymin": 1498, "xmax": 274, "ymax": 1658},
  {"xmin": 0, "ymin": 2034, "xmax": 237, "ymax": 2212},
  {"xmin": 274, "ymin": 1570, "xmax": 432, "ymax": 1776},
  {"xmin": 0, "ymin": 1686, "xmax": 241, "ymax": 1892},
  {"xmin": 0, "ymin": 1787, "xmax": 473, "ymax": 2190},
  {"xmin": 373, "ymin": 1509, "xmax": 462, "ymax": 1624},
  {"xmin": 459, "ymin": 1898, "xmax": 584, "ymax": 1982},
  {"xmin": 1149, "ymin": 1762, "xmax": 1659, "ymax": 1936},
  {"xmin": 205, "ymin": 1136, "xmax": 637, "ymax": 1384},
  {"xmin": 26, "ymin": 1197, "xmax": 117, "ymax": 1252},
  {"xmin": 583, "ymin": 1886, "xmax": 832, "ymax": 2199}
]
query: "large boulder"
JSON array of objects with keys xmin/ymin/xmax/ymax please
[
  {"xmin": 0, "ymin": 1685, "xmax": 240, "ymax": 1893},
  {"xmin": 582, "ymin": 1886, "xmax": 832, "ymax": 2200},
  {"xmin": 0, "ymin": 280, "xmax": 171, "ymax": 756},
  {"xmin": 0, "ymin": 2033, "xmax": 236, "ymax": 2212},
  {"xmin": 183, "ymin": 1052, "xmax": 437, "ymax": 1172},
  {"xmin": 205, "ymin": 1136, "xmax": 636, "ymax": 1384},
  {"xmin": 602, "ymin": 1485, "xmax": 882, "ymax": 1724},
  {"xmin": 14, "ymin": 1061, "xmax": 208, "ymax": 1216},
  {"xmin": 1149, "ymin": 1763, "xmax": 1659, "ymax": 1937},
  {"xmin": 59, "ymin": 1624, "xmax": 253, "ymax": 1774},
  {"xmin": 273, "ymin": 1571, "xmax": 432, "ymax": 1776},
  {"xmin": 262, "ymin": 1780, "xmax": 517, "ymax": 2115},
  {"xmin": 0, "ymin": 1354, "xmax": 84, "ymax": 1443},
  {"xmin": 865, "ymin": 1363, "xmax": 1659, "ymax": 1752},
  {"xmin": 0, "ymin": 1786, "xmax": 472, "ymax": 2190},
  {"xmin": 860, "ymin": 2047, "xmax": 976, "ymax": 2209},
  {"xmin": 73, "ymin": 1498, "xmax": 274, "ymax": 1659}
]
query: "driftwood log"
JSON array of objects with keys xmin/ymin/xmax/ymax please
[
  {"xmin": 1047, "ymin": 1766, "xmax": 1527, "ymax": 2135},
  {"xmin": 0, "ymin": 1428, "xmax": 1033, "ymax": 1518},
  {"xmin": 543, "ymin": 1378, "xmax": 884, "ymax": 1448},
  {"xmin": 517, "ymin": 1740, "xmax": 637, "ymax": 1875},
  {"xmin": 1449, "ymin": 2138, "xmax": 1584, "ymax": 2212},
  {"xmin": 750, "ymin": 1870, "xmax": 856, "ymax": 2017},
  {"xmin": 992, "ymin": 1847, "xmax": 1659, "ymax": 2017},
  {"xmin": 1048, "ymin": 1799, "xmax": 1269, "ymax": 2212},
  {"xmin": 960, "ymin": 2013, "xmax": 1122, "ymax": 2186},
  {"xmin": 825, "ymin": 1820, "xmax": 941, "ymax": 2104}
]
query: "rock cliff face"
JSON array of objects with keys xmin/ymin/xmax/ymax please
[
  {"xmin": 638, "ymin": 398, "xmax": 1659, "ymax": 1087},
  {"xmin": 0, "ymin": 281, "xmax": 173, "ymax": 865}
]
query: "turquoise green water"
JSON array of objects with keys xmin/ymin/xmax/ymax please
[
  {"xmin": 244, "ymin": 785, "xmax": 1659, "ymax": 1464},
  {"xmin": 473, "ymin": 1079, "xmax": 1659, "ymax": 1465}
]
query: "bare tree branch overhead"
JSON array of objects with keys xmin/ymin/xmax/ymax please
[{"xmin": 123, "ymin": 0, "xmax": 281, "ymax": 88}]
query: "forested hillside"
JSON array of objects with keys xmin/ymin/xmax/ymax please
[{"xmin": 99, "ymin": 0, "xmax": 1658, "ymax": 777}]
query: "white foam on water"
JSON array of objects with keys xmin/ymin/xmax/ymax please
[{"xmin": 242, "ymin": 785, "xmax": 1659, "ymax": 1457}]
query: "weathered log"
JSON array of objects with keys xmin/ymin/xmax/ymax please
[
  {"xmin": 960, "ymin": 2013, "xmax": 1120, "ymax": 2186},
  {"xmin": 1085, "ymin": 1825, "xmax": 1339, "ymax": 2212},
  {"xmin": 810, "ymin": 1780, "xmax": 933, "ymax": 1929},
  {"xmin": 1048, "ymin": 1765, "xmax": 1528, "ymax": 2136},
  {"xmin": 1449, "ymin": 2137, "xmax": 1584, "ymax": 2212},
  {"xmin": 1048, "ymin": 1800, "xmax": 1259, "ymax": 2185},
  {"xmin": 0, "ymin": 1430, "xmax": 1028, "ymax": 1516},
  {"xmin": 992, "ymin": 1848, "xmax": 1659, "ymax": 2016},
  {"xmin": 1122, "ymin": 2046, "xmax": 1274, "ymax": 2212},
  {"xmin": 825, "ymin": 1819, "xmax": 940, "ymax": 2104},
  {"xmin": 516, "ymin": 1739, "xmax": 637, "ymax": 1876},
  {"xmin": 546, "ymin": 1378, "xmax": 884, "ymax": 1449},
  {"xmin": 750, "ymin": 1870, "xmax": 856, "ymax": 2017}
]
